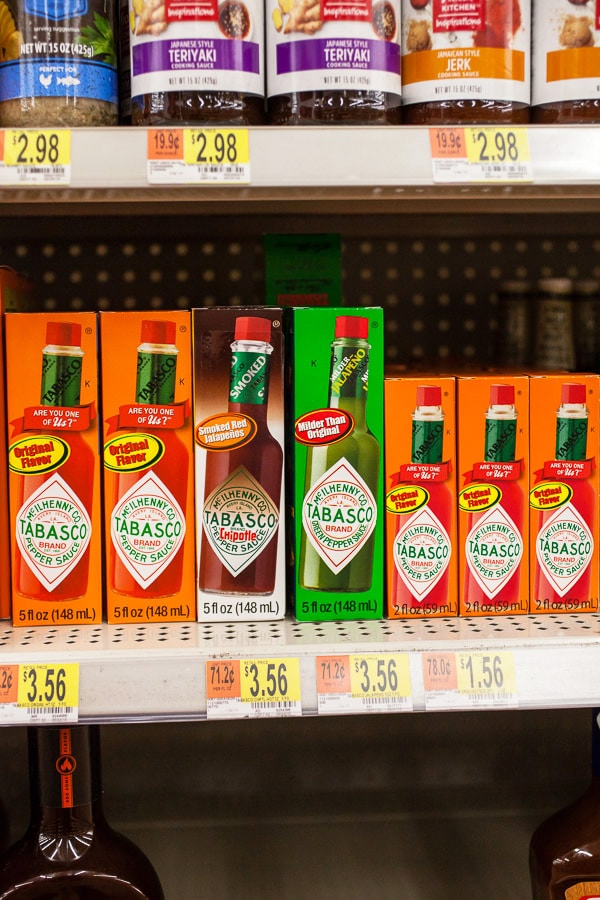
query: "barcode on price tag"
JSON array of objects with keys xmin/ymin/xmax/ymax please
[
  {"xmin": 430, "ymin": 127, "xmax": 532, "ymax": 184},
  {"xmin": 1, "ymin": 663, "xmax": 80, "ymax": 723},
  {"xmin": 206, "ymin": 658, "xmax": 301, "ymax": 719}
]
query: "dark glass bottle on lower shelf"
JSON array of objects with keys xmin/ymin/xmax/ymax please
[
  {"xmin": 530, "ymin": 709, "xmax": 600, "ymax": 899},
  {"xmin": 0, "ymin": 725, "xmax": 165, "ymax": 900}
]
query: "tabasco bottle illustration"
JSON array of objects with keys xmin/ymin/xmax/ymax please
[
  {"xmin": 461, "ymin": 383, "xmax": 526, "ymax": 613},
  {"xmin": 107, "ymin": 320, "xmax": 188, "ymax": 598},
  {"xmin": 388, "ymin": 385, "xmax": 454, "ymax": 616},
  {"xmin": 11, "ymin": 322, "xmax": 94, "ymax": 602},
  {"xmin": 298, "ymin": 315, "xmax": 380, "ymax": 592},
  {"xmin": 533, "ymin": 382, "xmax": 596, "ymax": 612},
  {"xmin": 197, "ymin": 316, "xmax": 283, "ymax": 596}
]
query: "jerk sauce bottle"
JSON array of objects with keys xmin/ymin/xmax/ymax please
[
  {"xmin": 389, "ymin": 385, "xmax": 453, "ymax": 615},
  {"xmin": 530, "ymin": 709, "xmax": 600, "ymax": 899},
  {"xmin": 13, "ymin": 322, "xmax": 94, "ymax": 601},
  {"xmin": 299, "ymin": 315, "xmax": 379, "ymax": 592},
  {"xmin": 462, "ymin": 384, "xmax": 525, "ymax": 612},
  {"xmin": 0, "ymin": 726, "xmax": 165, "ymax": 899},
  {"xmin": 533, "ymin": 383, "xmax": 595, "ymax": 612},
  {"xmin": 109, "ymin": 320, "xmax": 188, "ymax": 598},
  {"xmin": 199, "ymin": 316, "xmax": 283, "ymax": 595}
]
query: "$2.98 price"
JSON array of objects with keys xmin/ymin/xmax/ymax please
[{"xmin": 4, "ymin": 129, "xmax": 70, "ymax": 167}]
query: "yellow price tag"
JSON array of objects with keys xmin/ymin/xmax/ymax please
[
  {"xmin": 240, "ymin": 658, "xmax": 301, "ymax": 705},
  {"xmin": 349, "ymin": 653, "xmax": 411, "ymax": 699},
  {"xmin": 456, "ymin": 652, "xmax": 515, "ymax": 696},
  {"xmin": 18, "ymin": 663, "xmax": 79, "ymax": 710},
  {"xmin": 183, "ymin": 128, "xmax": 249, "ymax": 168},
  {"xmin": 4, "ymin": 129, "xmax": 71, "ymax": 167},
  {"xmin": 464, "ymin": 127, "xmax": 530, "ymax": 167}
]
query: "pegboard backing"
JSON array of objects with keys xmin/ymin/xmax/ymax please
[{"xmin": 3, "ymin": 215, "xmax": 600, "ymax": 368}]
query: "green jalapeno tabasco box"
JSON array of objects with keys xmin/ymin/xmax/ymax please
[
  {"xmin": 286, "ymin": 307, "xmax": 385, "ymax": 622},
  {"xmin": 193, "ymin": 307, "xmax": 286, "ymax": 621}
]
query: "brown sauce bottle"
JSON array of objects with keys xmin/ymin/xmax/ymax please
[
  {"xmin": 530, "ymin": 709, "xmax": 600, "ymax": 899},
  {"xmin": 401, "ymin": 0, "xmax": 531, "ymax": 125}
]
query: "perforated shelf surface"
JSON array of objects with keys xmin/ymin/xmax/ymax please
[{"xmin": 1, "ymin": 613, "xmax": 599, "ymax": 722}]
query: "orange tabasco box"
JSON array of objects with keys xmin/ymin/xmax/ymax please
[
  {"xmin": 6, "ymin": 313, "xmax": 102, "ymax": 627},
  {"xmin": 529, "ymin": 374, "xmax": 599, "ymax": 615},
  {"xmin": 100, "ymin": 311, "xmax": 196, "ymax": 624},
  {"xmin": 384, "ymin": 376, "xmax": 457, "ymax": 619},
  {"xmin": 457, "ymin": 375, "xmax": 529, "ymax": 616}
]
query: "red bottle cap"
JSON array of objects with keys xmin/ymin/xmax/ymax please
[
  {"xmin": 562, "ymin": 382, "xmax": 586, "ymax": 404},
  {"xmin": 490, "ymin": 384, "xmax": 515, "ymax": 406},
  {"xmin": 140, "ymin": 320, "xmax": 176, "ymax": 345},
  {"xmin": 234, "ymin": 316, "xmax": 271, "ymax": 342},
  {"xmin": 334, "ymin": 316, "xmax": 369, "ymax": 340},
  {"xmin": 416, "ymin": 385, "xmax": 441, "ymax": 407},
  {"xmin": 45, "ymin": 321, "xmax": 81, "ymax": 347}
]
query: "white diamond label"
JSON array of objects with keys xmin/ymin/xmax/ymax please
[
  {"xmin": 466, "ymin": 503, "xmax": 522, "ymax": 599},
  {"xmin": 202, "ymin": 466, "xmax": 280, "ymax": 577},
  {"xmin": 111, "ymin": 470, "xmax": 186, "ymax": 588},
  {"xmin": 16, "ymin": 472, "xmax": 91, "ymax": 592},
  {"xmin": 393, "ymin": 505, "xmax": 451, "ymax": 600},
  {"xmin": 536, "ymin": 502, "xmax": 594, "ymax": 598},
  {"xmin": 302, "ymin": 458, "xmax": 377, "ymax": 574}
]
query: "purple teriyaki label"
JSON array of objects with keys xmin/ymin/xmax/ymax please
[
  {"xmin": 276, "ymin": 36, "xmax": 399, "ymax": 74},
  {"xmin": 132, "ymin": 37, "xmax": 260, "ymax": 76}
]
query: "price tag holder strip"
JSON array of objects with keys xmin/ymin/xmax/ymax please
[
  {"xmin": 147, "ymin": 128, "xmax": 250, "ymax": 185},
  {"xmin": 429, "ymin": 126, "xmax": 533, "ymax": 184},
  {"xmin": 0, "ymin": 663, "xmax": 79, "ymax": 723}
]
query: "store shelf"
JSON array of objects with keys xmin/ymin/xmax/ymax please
[
  {"xmin": 2, "ymin": 613, "xmax": 600, "ymax": 722},
  {"xmin": 4, "ymin": 125, "xmax": 600, "ymax": 215}
]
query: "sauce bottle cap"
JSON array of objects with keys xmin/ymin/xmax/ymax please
[
  {"xmin": 335, "ymin": 316, "xmax": 369, "ymax": 339},
  {"xmin": 45, "ymin": 321, "xmax": 81, "ymax": 347},
  {"xmin": 416, "ymin": 385, "xmax": 441, "ymax": 407},
  {"xmin": 234, "ymin": 316, "xmax": 271, "ymax": 342},
  {"xmin": 140, "ymin": 320, "xmax": 176, "ymax": 345},
  {"xmin": 562, "ymin": 382, "xmax": 586, "ymax": 405},
  {"xmin": 490, "ymin": 384, "xmax": 514, "ymax": 406}
]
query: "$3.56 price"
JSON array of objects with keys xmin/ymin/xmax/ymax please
[
  {"xmin": 350, "ymin": 653, "xmax": 411, "ymax": 698},
  {"xmin": 240, "ymin": 658, "xmax": 300, "ymax": 704},
  {"xmin": 17, "ymin": 664, "xmax": 79, "ymax": 709}
]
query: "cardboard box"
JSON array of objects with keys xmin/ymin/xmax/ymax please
[
  {"xmin": 6, "ymin": 313, "xmax": 102, "ymax": 626},
  {"xmin": 286, "ymin": 307, "xmax": 384, "ymax": 622},
  {"xmin": 529, "ymin": 374, "xmax": 599, "ymax": 614},
  {"xmin": 100, "ymin": 311, "xmax": 196, "ymax": 623},
  {"xmin": 457, "ymin": 375, "xmax": 529, "ymax": 616},
  {"xmin": 193, "ymin": 308, "xmax": 286, "ymax": 621},
  {"xmin": 385, "ymin": 376, "xmax": 457, "ymax": 618},
  {"xmin": 264, "ymin": 234, "xmax": 342, "ymax": 307}
]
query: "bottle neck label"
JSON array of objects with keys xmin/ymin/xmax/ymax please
[
  {"xmin": 556, "ymin": 417, "xmax": 588, "ymax": 461},
  {"xmin": 36, "ymin": 727, "xmax": 98, "ymax": 809},
  {"xmin": 136, "ymin": 351, "xmax": 177, "ymax": 405},
  {"xmin": 329, "ymin": 343, "xmax": 369, "ymax": 404},
  {"xmin": 301, "ymin": 458, "xmax": 377, "ymax": 574},
  {"xmin": 16, "ymin": 471, "xmax": 92, "ymax": 592},
  {"xmin": 41, "ymin": 354, "xmax": 82, "ymax": 407},
  {"xmin": 485, "ymin": 419, "xmax": 516, "ymax": 462},
  {"xmin": 229, "ymin": 351, "xmax": 270, "ymax": 406},
  {"xmin": 412, "ymin": 420, "xmax": 443, "ymax": 464},
  {"xmin": 202, "ymin": 465, "xmax": 279, "ymax": 576},
  {"xmin": 536, "ymin": 502, "xmax": 594, "ymax": 597},
  {"xmin": 111, "ymin": 469, "xmax": 186, "ymax": 588},
  {"xmin": 393, "ymin": 504, "xmax": 451, "ymax": 601},
  {"xmin": 466, "ymin": 502, "xmax": 522, "ymax": 599}
]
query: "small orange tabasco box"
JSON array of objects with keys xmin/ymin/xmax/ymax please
[
  {"xmin": 100, "ymin": 311, "xmax": 196, "ymax": 624},
  {"xmin": 6, "ymin": 313, "xmax": 102, "ymax": 627},
  {"xmin": 529, "ymin": 373, "xmax": 599, "ymax": 615},
  {"xmin": 457, "ymin": 374, "xmax": 529, "ymax": 617},
  {"xmin": 384, "ymin": 376, "xmax": 458, "ymax": 619}
]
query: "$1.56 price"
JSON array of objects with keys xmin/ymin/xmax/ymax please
[{"xmin": 456, "ymin": 652, "xmax": 515, "ymax": 696}]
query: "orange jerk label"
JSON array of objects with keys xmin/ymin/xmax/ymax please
[
  {"xmin": 565, "ymin": 885, "xmax": 600, "ymax": 900},
  {"xmin": 402, "ymin": 48, "xmax": 525, "ymax": 86}
]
